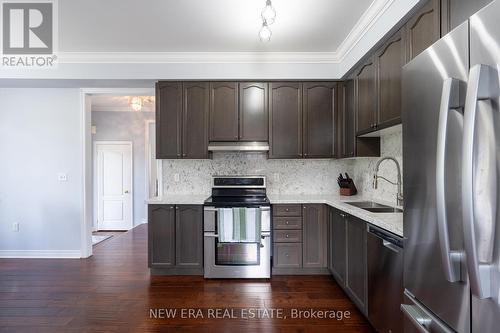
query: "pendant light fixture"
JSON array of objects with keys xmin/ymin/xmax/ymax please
[{"xmin": 259, "ymin": 0, "xmax": 276, "ymax": 42}]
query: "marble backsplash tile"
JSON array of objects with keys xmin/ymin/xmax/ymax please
[{"xmin": 162, "ymin": 127, "xmax": 402, "ymax": 203}]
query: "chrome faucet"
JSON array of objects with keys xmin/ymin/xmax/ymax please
[{"xmin": 373, "ymin": 157, "xmax": 403, "ymax": 206}]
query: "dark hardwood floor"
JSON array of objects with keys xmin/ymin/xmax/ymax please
[{"xmin": 0, "ymin": 224, "xmax": 375, "ymax": 333}]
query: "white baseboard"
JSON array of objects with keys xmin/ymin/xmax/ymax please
[{"xmin": 0, "ymin": 250, "xmax": 81, "ymax": 259}]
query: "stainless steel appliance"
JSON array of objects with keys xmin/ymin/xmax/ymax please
[
  {"xmin": 367, "ymin": 225, "xmax": 404, "ymax": 333},
  {"xmin": 402, "ymin": 1, "xmax": 500, "ymax": 332},
  {"xmin": 203, "ymin": 176, "xmax": 271, "ymax": 278}
]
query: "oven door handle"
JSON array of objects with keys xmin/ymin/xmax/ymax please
[
  {"xmin": 261, "ymin": 232, "xmax": 271, "ymax": 238},
  {"xmin": 204, "ymin": 232, "xmax": 219, "ymax": 238}
]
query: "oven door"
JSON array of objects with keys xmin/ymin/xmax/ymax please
[{"xmin": 203, "ymin": 206, "xmax": 271, "ymax": 278}]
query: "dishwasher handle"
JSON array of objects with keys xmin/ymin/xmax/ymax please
[{"xmin": 368, "ymin": 226, "xmax": 403, "ymax": 250}]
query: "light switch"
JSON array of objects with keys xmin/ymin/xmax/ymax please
[
  {"xmin": 58, "ymin": 173, "xmax": 68, "ymax": 182},
  {"xmin": 12, "ymin": 222, "xmax": 19, "ymax": 232},
  {"xmin": 273, "ymin": 173, "xmax": 280, "ymax": 182},
  {"xmin": 91, "ymin": 126, "xmax": 97, "ymax": 134},
  {"xmin": 174, "ymin": 173, "xmax": 180, "ymax": 182}
]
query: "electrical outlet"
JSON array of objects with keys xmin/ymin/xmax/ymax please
[
  {"xmin": 12, "ymin": 222, "xmax": 19, "ymax": 232},
  {"xmin": 174, "ymin": 173, "xmax": 180, "ymax": 182},
  {"xmin": 58, "ymin": 173, "xmax": 68, "ymax": 182},
  {"xmin": 273, "ymin": 173, "xmax": 280, "ymax": 182}
]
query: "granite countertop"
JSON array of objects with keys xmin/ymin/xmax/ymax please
[
  {"xmin": 147, "ymin": 193, "xmax": 403, "ymax": 237},
  {"xmin": 146, "ymin": 195, "xmax": 208, "ymax": 205},
  {"xmin": 268, "ymin": 194, "xmax": 403, "ymax": 237}
]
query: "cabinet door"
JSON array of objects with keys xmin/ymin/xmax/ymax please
[
  {"xmin": 441, "ymin": 0, "xmax": 492, "ymax": 35},
  {"xmin": 239, "ymin": 82, "xmax": 268, "ymax": 141},
  {"xmin": 331, "ymin": 209, "xmax": 347, "ymax": 286},
  {"xmin": 302, "ymin": 82, "xmax": 335, "ymax": 158},
  {"xmin": 376, "ymin": 29, "xmax": 404, "ymax": 127},
  {"xmin": 175, "ymin": 205, "xmax": 203, "ymax": 268},
  {"xmin": 183, "ymin": 82, "xmax": 209, "ymax": 158},
  {"xmin": 274, "ymin": 243, "xmax": 302, "ymax": 268},
  {"xmin": 355, "ymin": 59, "xmax": 377, "ymax": 134},
  {"xmin": 156, "ymin": 82, "xmax": 182, "ymax": 159},
  {"xmin": 148, "ymin": 205, "xmax": 176, "ymax": 268},
  {"xmin": 302, "ymin": 204, "xmax": 327, "ymax": 268},
  {"xmin": 405, "ymin": 0, "xmax": 441, "ymax": 61},
  {"xmin": 269, "ymin": 82, "xmax": 302, "ymax": 158},
  {"xmin": 344, "ymin": 80, "xmax": 356, "ymax": 157},
  {"xmin": 209, "ymin": 82, "xmax": 239, "ymax": 141},
  {"xmin": 346, "ymin": 216, "xmax": 367, "ymax": 313}
]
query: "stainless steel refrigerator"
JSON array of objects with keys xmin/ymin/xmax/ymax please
[{"xmin": 402, "ymin": 1, "xmax": 500, "ymax": 332}]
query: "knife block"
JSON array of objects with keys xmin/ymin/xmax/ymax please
[{"xmin": 340, "ymin": 187, "xmax": 357, "ymax": 196}]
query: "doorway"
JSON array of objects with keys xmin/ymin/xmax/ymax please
[{"xmin": 94, "ymin": 141, "xmax": 133, "ymax": 231}]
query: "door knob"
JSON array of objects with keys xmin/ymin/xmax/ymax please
[{"xmin": 124, "ymin": 190, "xmax": 130, "ymax": 194}]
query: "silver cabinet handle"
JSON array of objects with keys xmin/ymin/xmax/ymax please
[
  {"xmin": 401, "ymin": 305, "xmax": 431, "ymax": 333},
  {"xmin": 462, "ymin": 64, "xmax": 499, "ymax": 299},
  {"xmin": 382, "ymin": 240, "xmax": 401, "ymax": 254},
  {"xmin": 436, "ymin": 77, "xmax": 464, "ymax": 283},
  {"xmin": 204, "ymin": 233, "xmax": 219, "ymax": 238}
]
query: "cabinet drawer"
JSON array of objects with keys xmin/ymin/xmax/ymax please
[
  {"xmin": 273, "ymin": 204, "xmax": 302, "ymax": 217},
  {"xmin": 273, "ymin": 243, "xmax": 302, "ymax": 268},
  {"xmin": 273, "ymin": 216, "xmax": 302, "ymax": 230},
  {"xmin": 273, "ymin": 230, "xmax": 302, "ymax": 243}
]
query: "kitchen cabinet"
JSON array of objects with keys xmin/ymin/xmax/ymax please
[
  {"xmin": 355, "ymin": 57, "xmax": 377, "ymax": 134},
  {"xmin": 183, "ymin": 82, "xmax": 209, "ymax": 158},
  {"xmin": 239, "ymin": 82, "xmax": 269, "ymax": 141},
  {"xmin": 209, "ymin": 82, "xmax": 239, "ymax": 141},
  {"xmin": 156, "ymin": 82, "xmax": 182, "ymax": 159},
  {"xmin": 375, "ymin": 29, "xmax": 405, "ymax": 128},
  {"xmin": 148, "ymin": 204, "xmax": 203, "ymax": 275},
  {"xmin": 302, "ymin": 82, "xmax": 335, "ymax": 158},
  {"xmin": 329, "ymin": 208, "xmax": 347, "ymax": 286},
  {"xmin": 175, "ymin": 205, "xmax": 203, "ymax": 268},
  {"xmin": 302, "ymin": 204, "xmax": 328, "ymax": 268},
  {"xmin": 269, "ymin": 82, "xmax": 302, "ymax": 159},
  {"xmin": 441, "ymin": 0, "xmax": 492, "ymax": 35},
  {"xmin": 148, "ymin": 205, "xmax": 176, "ymax": 268},
  {"xmin": 405, "ymin": 0, "xmax": 441, "ymax": 61},
  {"xmin": 156, "ymin": 82, "xmax": 209, "ymax": 159},
  {"xmin": 272, "ymin": 204, "xmax": 328, "ymax": 274},
  {"xmin": 345, "ymin": 215, "xmax": 367, "ymax": 314}
]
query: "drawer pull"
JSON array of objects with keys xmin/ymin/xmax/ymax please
[
  {"xmin": 285, "ymin": 208, "xmax": 289, "ymax": 212},
  {"xmin": 285, "ymin": 221, "xmax": 289, "ymax": 225},
  {"xmin": 285, "ymin": 234, "xmax": 289, "ymax": 238},
  {"xmin": 285, "ymin": 253, "xmax": 289, "ymax": 257}
]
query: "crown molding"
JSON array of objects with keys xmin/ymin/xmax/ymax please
[
  {"xmin": 58, "ymin": 51, "xmax": 339, "ymax": 64},
  {"xmin": 334, "ymin": 0, "xmax": 395, "ymax": 62}
]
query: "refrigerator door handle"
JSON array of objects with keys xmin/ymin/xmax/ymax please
[
  {"xmin": 436, "ymin": 77, "xmax": 465, "ymax": 283},
  {"xmin": 462, "ymin": 64, "xmax": 499, "ymax": 299}
]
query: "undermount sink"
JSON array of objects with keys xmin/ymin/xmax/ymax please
[{"xmin": 347, "ymin": 201, "xmax": 403, "ymax": 213}]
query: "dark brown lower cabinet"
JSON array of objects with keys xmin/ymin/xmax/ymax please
[
  {"xmin": 345, "ymin": 216, "xmax": 368, "ymax": 314},
  {"xmin": 302, "ymin": 204, "xmax": 327, "ymax": 268},
  {"xmin": 272, "ymin": 204, "xmax": 328, "ymax": 274},
  {"xmin": 148, "ymin": 204, "xmax": 203, "ymax": 275},
  {"xmin": 329, "ymin": 208, "xmax": 347, "ymax": 286}
]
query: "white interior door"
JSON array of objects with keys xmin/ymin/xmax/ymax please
[{"xmin": 95, "ymin": 142, "xmax": 133, "ymax": 230}]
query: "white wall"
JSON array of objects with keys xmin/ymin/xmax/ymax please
[{"xmin": 0, "ymin": 88, "xmax": 83, "ymax": 257}]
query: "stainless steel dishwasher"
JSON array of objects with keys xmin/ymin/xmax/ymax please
[{"xmin": 367, "ymin": 225, "xmax": 404, "ymax": 333}]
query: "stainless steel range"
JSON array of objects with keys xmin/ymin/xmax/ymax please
[{"xmin": 203, "ymin": 176, "xmax": 271, "ymax": 279}]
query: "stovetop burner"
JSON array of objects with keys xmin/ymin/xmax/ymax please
[{"xmin": 204, "ymin": 176, "xmax": 269, "ymax": 207}]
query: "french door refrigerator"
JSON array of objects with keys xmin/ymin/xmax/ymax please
[{"xmin": 402, "ymin": 1, "xmax": 500, "ymax": 332}]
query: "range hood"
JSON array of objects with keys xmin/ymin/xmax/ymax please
[{"xmin": 208, "ymin": 141, "xmax": 269, "ymax": 152}]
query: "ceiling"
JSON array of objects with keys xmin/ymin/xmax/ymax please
[
  {"xmin": 59, "ymin": 0, "xmax": 374, "ymax": 53},
  {"xmin": 91, "ymin": 95, "xmax": 155, "ymax": 112}
]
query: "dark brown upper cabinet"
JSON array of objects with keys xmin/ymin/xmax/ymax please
[
  {"xmin": 355, "ymin": 58, "xmax": 377, "ymax": 135},
  {"xmin": 302, "ymin": 82, "xmax": 335, "ymax": 158},
  {"xmin": 209, "ymin": 82, "xmax": 239, "ymax": 141},
  {"xmin": 239, "ymin": 82, "xmax": 269, "ymax": 141},
  {"xmin": 183, "ymin": 82, "xmax": 209, "ymax": 159},
  {"xmin": 405, "ymin": 0, "xmax": 441, "ymax": 61},
  {"xmin": 441, "ymin": 0, "xmax": 492, "ymax": 36},
  {"xmin": 156, "ymin": 81, "xmax": 209, "ymax": 159},
  {"xmin": 269, "ymin": 82, "xmax": 303, "ymax": 159},
  {"xmin": 375, "ymin": 29, "xmax": 405, "ymax": 128},
  {"xmin": 156, "ymin": 82, "xmax": 182, "ymax": 159}
]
